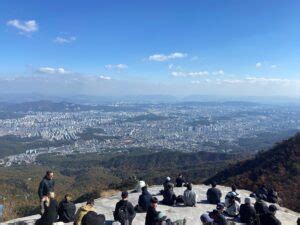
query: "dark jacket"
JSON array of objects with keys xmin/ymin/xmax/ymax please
[
  {"xmin": 36, "ymin": 199, "xmax": 58, "ymax": 225},
  {"xmin": 58, "ymin": 199, "xmax": 76, "ymax": 222},
  {"xmin": 214, "ymin": 213, "xmax": 228, "ymax": 225},
  {"xmin": 260, "ymin": 212, "xmax": 282, "ymax": 225},
  {"xmin": 240, "ymin": 204, "xmax": 257, "ymax": 224},
  {"xmin": 175, "ymin": 177, "xmax": 185, "ymax": 187},
  {"xmin": 38, "ymin": 176, "xmax": 55, "ymax": 199},
  {"xmin": 138, "ymin": 190, "xmax": 152, "ymax": 212},
  {"xmin": 254, "ymin": 200, "xmax": 269, "ymax": 215},
  {"xmin": 206, "ymin": 187, "xmax": 222, "ymax": 204},
  {"xmin": 114, "ymin": 200, "xmax": 136, "ymax": 225},
  {"xmin": 145, "ymin": 206, "xmax": 159, "ymax": 225},
  {"xmin": 82, "ymin": 211, "xmax": 105, "ymax": 225},
  {"xmin": 162, "ymin": 189, "xmax": 177, "ymax": 206}
]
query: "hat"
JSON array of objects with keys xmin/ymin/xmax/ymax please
[
  {"xmin": 200, "ymin": 213, "xmax": 214, "ymax": 222},
  {"xmin": 269, "ymin": 204, "xmax": 278, "ymax": 212},
  {"xmin": 245, "ymin": 197, "xmax": 251, "ymax": 204},
  {"xmin": 216, "ymin": 203, "xmax": 225, "ymax": 210},
  {"xmin": 157, "ymin": 212, "xmax": 167, "ymax": 221},
  {"xmin": 166, "ymin": 177, "xmax": 171, "ymax": 181}
]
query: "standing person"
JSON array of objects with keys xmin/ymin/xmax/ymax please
[
  {"xmin": 206, "ymin": 182, "xmax": 222, "ymax": 204},
  {"xmin": 58, "ymin": 194, "xmax": 76, "ymax": 223},
  {"xmin": 135, "ymin": 186, "xmax": 152, "ymax": 212},
  {"xmin": 35, "ymin": 192, "xmax": 58, "ymax": 225},
  {"xmin": 38, "ymin": 171, "xmax": 55, "ymax": 200},
  {"xmin": 114, "ymin": 191, "xmax": 136, "ymax": 225},
  {"xmin": 74, "ymin": 199, "xmax": 96, "ymax": 225},
  {"xmin": 183, "ymin": 183, "xmax": 197, "ymax": 207},
  {"xmin": 145, "ymin": 197, "xmax": 160, "ymax": 225},
  {"xmin": 239, "ymin": 197, "xmax": 257, "ymax": 224},
  {"xmin": 260, "ymin": 205, "xmax": 282, "ymax": 225},
  {"xmin": 175, "ymin": 174, "xmax": 185, "ymax": 187}
]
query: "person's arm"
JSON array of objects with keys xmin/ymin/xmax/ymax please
[
  {"xmin": 128, "ymin": 202, "xmax": 136, "ymax": 218},
  {"xmin": 38, "ymin": 180, "xmax": 44, "ymax": 199},
  {"xmin": 113, "ymin": 202, "xmax": 119, "ymax": 220}
]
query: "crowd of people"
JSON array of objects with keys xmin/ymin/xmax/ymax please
[{"xmin": 35, "ymin": 171, "xmax": 288, "ymax": 225}]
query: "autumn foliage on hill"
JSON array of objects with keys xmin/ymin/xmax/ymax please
[{"xmin": 206, "ymin": 133, "xmax": 300, "ymax": 212}]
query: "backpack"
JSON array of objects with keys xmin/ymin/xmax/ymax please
[{"xmin": 116, "ymin": 202, "xmax": 130, "ymax": 224}]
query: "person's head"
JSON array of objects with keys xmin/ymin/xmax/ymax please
[
  {"xmin": 211, "ymin": 182, "xmax": 217, "ymax": 188},
  {"xmin": 244, "ymin": 197, "xmax": 251, "ymax": 205},
  {"xmin": 178, "ymin": 174, "xmax": 182, "ymax": 178},
  {"xmin": 231, "ymin": 184, "xmax": 237, "ymax": 192},
  {"xmin": 200, "ymin": 213, "xmax": 214, "ymax": 224},
  {"xmin": 165, "ymin": 177, "xmax": 171, "ymax": 182},
  {"xmin": 186, "ymin": 183, "xmax": 192, "ymax": 191},
  {"xmin": 141, "ymin": 186, "xmax": 148, "ymax": 192},
  {"xmin": 269, "ymin": 204, "xmax": 278, "ymax": 215},
  {"xmin": 64, "ymin": 194, "xmax": 72, "ymax": 202},
  {"xmin": 150, "ymin": 197, "xmax": 158, "ymax": 208},
  {"xmin": 121, "ymin": 191, "xmax": 128, "ymax": 200},
  {"xmin": 216, "ymin": 203, "xmax": 225, "ymax": 212},
  {"xmin": 48, "ymin": 192, "xmax": 55, "ymax": 199},
  {"xmin": 46, "ymin": 171, "xmax": 54, "ymax": 180},
  {"xmin": 86, "ymin": 199, "xmax": 95, "ymax": 206}
]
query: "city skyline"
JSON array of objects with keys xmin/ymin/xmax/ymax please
[{"xmin": 1, "ymin": 0, "xmax": 300, "ymax": 97}]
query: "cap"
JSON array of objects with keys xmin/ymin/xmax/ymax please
[
  {"xmin": 245, "ymin": 197, "xmax": 251, "ymax": 204},
  {"xmin": 166, "ymin": 177, "xmax": 171, "ymax": 181},
  {"xmin": 200, "ymin": 213, "xmax": 214, "ymax": 222},
  {"xmin": 216, "ymin": 203, "xmax": 225, "ymax": 210}
]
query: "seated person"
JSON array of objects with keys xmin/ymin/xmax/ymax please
[
  {"xmin": 134, "ymin": 178, "xmax": 146, "ymax": 193},
  {"xmin": 183, "ymin": 183, "xmax": 197, "ymax": 207},
  {"xmin": 254, "ymin": 195, "xmax": 269, "ymax": 215},
  {"xmin": 206, "ymin": 182, "xmax": 222, "ymax": 204},
  {"xmin": 267, "ymin": 188, "xmax": 279, "ymax": 204},
  {"xmin": 200, "ymin": 213, "xmax": 214, "ymax": 225},
  {"xmin": 162, "ymin": 183, "xmax": 177, "ymax": 206},
  {"xmin": 58, "ymin": 194, "xmax": 76, "ymax": 223},
  {"xmin": 175, "ymin": 174, "xmax": 185, "ymax": 187},
  {"xmin": 82, "ymin": 211, "xmax": 105, "ymax": 225},
  {"xmin": 224, "ymin": 195, "xmax": 240, "ymax": 218},
  {"xmin": 36, "ymin": 192, "xmax": 58, "ymax": 225},
  {"xmin": 163, "ymin": 177, "xmax": 173, "ymax": 192},
  {"xmin": 256, "ymin": 184, "xmax": 268, "ymax": 201},
  {"xmin": 260, "ymin": 204, "xmax": 282, "ymax": 225},
  {"xmin": 209, "ymin": 209, "xmax": 227, "ymax": 225},
  {"xmin": 114, "ymin": 191, "xmax": 136, "ymax": 225},
  {"xmin": 239, "ymin": 197, "xmax": 257, "ymax": 224},
  {"xmin": 216, "ymin": 203, "xmax": 225, "ymax": 215},
  {"xmin": 225, "ymin": 184, "xmax": 240, "ymax": 206},
  {"xmin": 135, "ymin": 186, "xmax": 152, "ymax": 212},
  {"xmin": 74, "ymin": 199, "xmax": 96, "ymax": 225},
  {"xmin": 145, "ymin": 197, "xmax": 160, "ymax": 225}
]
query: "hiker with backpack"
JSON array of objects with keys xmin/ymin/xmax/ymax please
[{"xmin": 114, "ymin": 191, "xmax": 136, "ymax": 225}]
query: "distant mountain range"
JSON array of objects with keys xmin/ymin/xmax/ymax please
[{"xmin": 206, "ymin": 133, "xmax": 300, "ymax": 212}]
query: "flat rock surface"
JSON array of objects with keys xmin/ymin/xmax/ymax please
[{"xmin": 4, "ymin": 185, "xmax": 300, "ymax": 225}]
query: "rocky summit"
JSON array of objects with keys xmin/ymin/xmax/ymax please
[{"xmin": 4, "ymin": 185, "xmax": 299, "ymax": 225}]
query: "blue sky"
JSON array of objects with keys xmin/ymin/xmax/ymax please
[{"xmin": 0, "ymin": 0, "xmax": 300, "ymax": 96}]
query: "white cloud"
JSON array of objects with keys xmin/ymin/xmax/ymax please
[
  {"xmin": 7, "ymin": 19, "xmax": 38, "ymax": 33},
  {"xmin": 256, "ymin": 62, "xmax": 262, "ymax": 68},
  {"xmin": 105, "ymin": 64, "xmax": 128, "ymax": 70},
  {"xmin": 99, "ymin": 75, "xmax": 112, "ymax": 80},
  {"xmin": 54, "ymin": 36, "xmax": 76, "ymax": 44},
  {"xmin": 270, "ymin": 64, "xmax": 277, "ymax": 69},
  {"xmin": 212, "ymin": 70, "xmax": 225, "ymax": 75},
  {"xmin": 149, "ymin": 52, "xmax": 187, "ymax": 62},
  {"xmin": 171, "ymin": 71, "xmax": 209, "ymax": 77},
  {"xmin": 37, "ymin": 67, "xmax": 70, "ymax": 75}
]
